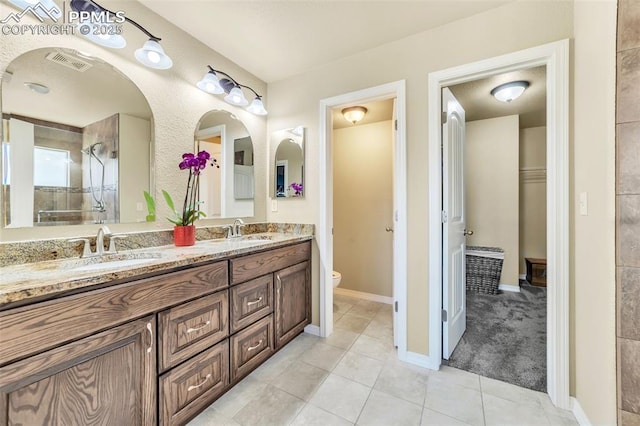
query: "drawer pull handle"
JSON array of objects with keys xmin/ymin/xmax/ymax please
[
  {"xmin": 247, "ymin": 297, "xmax": 263, "ymax": 306},
  {"xmin": 247, "ymin": 340, "xmax": 263, "ymax": 351},
  {"xmin": 146, "ymin": 322, "xmax": 153, "ymax": 354},
  {"xmin": 187, "ymin": 373, "xmax": 212, "ymax": 392},
  {"xmin": 187, "ymin": 321, "xmax": 211, "ymax": 334}
]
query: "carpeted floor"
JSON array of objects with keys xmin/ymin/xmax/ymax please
[{"xmin": 445, "ymin": 281, "xmax": 547, "ymax": 392}]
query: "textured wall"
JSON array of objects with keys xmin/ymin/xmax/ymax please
[{"xmin": 616, "ymin": 0, "xmax": 640, "ymax": 424}]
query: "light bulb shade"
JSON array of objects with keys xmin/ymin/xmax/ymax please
[
  {"xmin": 135, "ymin": 39, "xmax": 173, "ymax": 70},
  {"xmin": 7, "ymin": 0, "xmax": 62, "ymax": 19},
  {"xmin": 224, "ymin": 86, "xmax": 249, "ymax": 107},
  {"xmin": 246, "ymin": 97, "xmax": 268, "ymax": 115},
  {"xmin": 197, "ymin": 71, "xmax": 224, "ymax": 94},
  {"xmin": 491, "ymin": 80, "xmax": 529, "ymax": 103},
  {"xmin": 78, "ymin": 24, "xmax": 126, "ymax": 48},
  {"xmin": 342, "ymin": 106, "xmax": 368, "ymax": 124}
]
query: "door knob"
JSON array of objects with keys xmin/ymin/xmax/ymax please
[
  {"xmin": 464, "ymin": 229, "xmax": 474, "ymax": 236},
  {"xmin": 385, "ymin": 227, "xmax": 394, "ymax": 232}
]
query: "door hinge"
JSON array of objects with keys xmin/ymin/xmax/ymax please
[
  {"xmin": 394, "ymin": 119, "xmax": 398, "ymax": 131},
  {"xmin": 442, "ymin": 111, "xmax": 447, "ymax": 124},
  {"xmin": 441, "ymin": 210, "xmax": 448, "ymax": 223},
  {"xmin": 394, "ymin": 301, "xmax": 398, "ymax": 313},
  {"xmin": 441, "ymin": 309, "xmax": 448, "ymax": 322}
]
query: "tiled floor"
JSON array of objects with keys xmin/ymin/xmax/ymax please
[{"xmin": 189, "ymin": 294, "xmax": 578, "ymax": 426}]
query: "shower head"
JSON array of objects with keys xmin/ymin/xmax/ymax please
[{"xmin": 82, "ymin": 141, "xmax": 103, "ymax": 155}]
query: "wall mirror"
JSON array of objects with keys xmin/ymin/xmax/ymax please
[
  {"xmin": 195, "ymin": 110, "xmax": 255, "ymax": 218},
  {"xmin": 1, "ymin": 47, "xmax": 153, "ymax": 228},
  {"xmin": 271, "ymin": 126, "xmax": 305, "ymax": 199}
]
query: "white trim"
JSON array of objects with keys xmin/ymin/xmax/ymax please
[
  {"xmin": 570, "ymin": 397, "xmax": 592, "ymax": 426},
  {"xmin": 319, "ymin": 81, "xmax": 407, "ymax": 361},
  {"xmin": 334, "ymin": 287, "xmax": 393, "ymax": 304},
  {"xmin": 519, "ymin": 274, "xmax": 527, "ymax": 280},
  {"xmin": 498, "ymin": 284, "xmax": 521, "ymax": 293},
  {"xmin": 427, "ymin": 39, "xmax": 570, "ymax": 409},
  {"xmin": 304, "ymin": 324, "xmax": 321, "ymax": 336},
  {"xmin": 400, "ymin": 351, "xmax": 441, "ymax": 370}
]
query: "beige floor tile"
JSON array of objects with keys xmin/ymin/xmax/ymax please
[
  {"xmin": 357, "ymin": 389, "xmax": 422, "ymax": 426},
  {"xmin": 424, "ymin": 379, "xmax": 484, "ymax": 426},
  {"xmin": 537, "ymin": 393, "xmax": 576, "ymax": 421},
  {"xmin": 187, "ymin": 407, "xmax": 241, "ymax": 426},
  {"xmin": 285, "ymin": 332, "xmax": 322, "ymax": 355},
  {"xmin": 483, "ymin": 393, "xmax": 550, "ymax": 426},
  {"xmin": 335, "ymin": 313, "xmax": 372, "ymax": 333},
  {"xmin": 324, "ymin": 328, "xmax": 360, "ymax": 350},
  {"xmin": 373, "ymin": 360, "xmax": 429, "ymax": 405},
  {"xmin": 480, "ymin": 376, "xmax": 544, "ymax": 408},
  {"xmin": 334, "ymin": 311, "xmax": 345, "ymax": 324},
  {"xmin": 302, "ymin": 341, "xmax": 346, "ymax": 371},
  {"xmin": 334, "ymin": 351, "xmax": 384, "ymax": 387},
  {"xmin": 290, "ymin": 404, "xmax": 354, "ymax": 426},
  {"xmin": 210, "ymin": 376, "xmax": 269, "ymax": 418},
  {"xmin": 348, "ymin": 303, "xmax": 382, "ymax": 319},
  {"xmin": 272, "ymin": 360, "xmax": 329, "ymax": 401},
  {"xmin": 546, "ymin": 412, "xmax": 579, "ymax": 426},
  {"xmin": 335, "ymin": 294, "xmax": 360, "ymax": 305},
  {"xmin": 233, "ymin": 384, "xmax": 305, "ymax": 426},
  {"xmin": 429, "ymin": 366, "xmax": 481, "ymax": 390},
  {"xmin": 335, "ymin": 299, "xmax": 355, "ymax": 315},
  {"xmin": 309, "ymin": 374, "xmax": 371, "ymax": 423},
  {"xmin": 248, "ymin": 347, "xmax": 297, "ymax": 383},
  {"xmin": 350, "ymin": 334, "xmax": 396, "ymax": 362},
  {"xmin": 361, "ymin": 319, "xmax": 394, "ymax": 343},
  {"xmin": 421, "ymin": 408, "xmax": 473, "ymax": 426}
]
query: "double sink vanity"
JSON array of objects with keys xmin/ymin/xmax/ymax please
[{"xmin": 0, "ymin": 227, "xmax": 312, "ymax": 425}]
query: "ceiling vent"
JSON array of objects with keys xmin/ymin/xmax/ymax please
[{"xmin": 45, "ymin": 51, "xmax": 93, "ymax": 72}]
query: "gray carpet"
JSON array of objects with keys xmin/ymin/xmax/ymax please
[{"xmin": 445, "ymin": 281, "xmax": 547, "ymax": 392}]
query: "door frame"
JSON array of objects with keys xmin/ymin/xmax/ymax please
[
  {"xmin": 427, "ymin": 39, "xmax": 570, "ymax": 409},
  {"xmin": 318, "ymin": 80, "xmax": 407, "ymax": 358}
]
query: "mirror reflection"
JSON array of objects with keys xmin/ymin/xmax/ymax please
[
  {"xmin": 195, "ymin": 110, "xmax": 255, "ymax": 218},
  {"xmin": 272, "ymin": 126, "xmax": 305, "ymax": 198},
  {"xmin": 1, "ymin": 47, "xmax": 153, "ymax": 227}
]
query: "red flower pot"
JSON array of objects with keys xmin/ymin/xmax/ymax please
[{"xmin": 174, "ymin": 225, "xmax": 196, "ymax": 246}]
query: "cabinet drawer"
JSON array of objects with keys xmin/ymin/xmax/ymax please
[
  {"xmin": 0, "ymin": 261, "xmax": 228, "ymax": 366},
  {"xmin": 230, "ymin": 242, "xmax": 310, "ymax": 284},
  {"xmin": 230, "ymin": 314, "xmax": 274, "ymax": 381},
  {"xmin": 230, "ymin": 275, "xmax": 273, "ymax": 333},
  {"xmin": 158, "ymin": 291, "xmax": 229, "ymax": 371},
  {"xmin": 160, "ymin": 340, "xmax": 229, "ymax": 426}
]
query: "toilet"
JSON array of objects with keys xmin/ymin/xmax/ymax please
[{"xmin": 332, "ymin": 271, "xmax": 342, "ymax": 288}]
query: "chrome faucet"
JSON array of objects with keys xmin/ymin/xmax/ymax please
[
  {"xmin": 68, "ymin": 225, "xmax": 127, "ymax": 258},
  {"xmin": 95, "ymin": 225, "xmax": 111, "ymax": 256},
  {"xmin": 232, "ymin": 218, "xmax": 245, "ymax": 238}
]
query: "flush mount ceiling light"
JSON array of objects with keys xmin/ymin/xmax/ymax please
[
  {"xmin": 24, "ymin": 82, "xmax": 49, "ymax": 94},
  {"xmin": 491, "ymin": 80, "xmax": 530, "ymax": 103},
  {"xmin": 197, "ymin": 66, "xmax": 268, "ymax": 116},
  {"xmin": 342, "ymin": 106, "xmax": 368, "ymax": 125},
  {"xmin": 69, "ymin": 0, "xmax": 173, "ymax": 70}
]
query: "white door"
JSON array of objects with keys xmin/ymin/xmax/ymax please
[
  {"xmin": 442, "ymin": 87, "xmax": 466, "ymax": 359},
  {"xmin": 392, "ymin": 98, "xmax": 398, "ymax": 347}
]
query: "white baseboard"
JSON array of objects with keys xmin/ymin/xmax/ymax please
[
  {"xmin": 519, "ymin": 274, "xmax": 527, "ymax": 280},
  {"xmin": 334, "ymin": 287, "xmax": 393, "ymax": 304},
  {"xmin": 499, "ymin": 284, "xmax": 521, "ymax": 293},
  {"xmin": 304, "ymin": 324, "xmax": 320, "ymax": 336},
  {"xmin": 398, "ymin": 350, "xmax": 441, "ymax": 370},
  {"xmin": 570, "ymin": 397, "xmax": 592, "ymax": 426}
]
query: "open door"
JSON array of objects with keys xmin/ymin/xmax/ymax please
[{"xmin": 442, "ymin": 87, "xmax": 466, "ymax": 359}]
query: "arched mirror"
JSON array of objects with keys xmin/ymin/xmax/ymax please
[
  {"xmin": 1, "ymin": 47, "xmax": 153, "ymax": 228},
  {"xmin": 195, "ymin": 110, "xmax": 255, "ymax": 218},
  {"xmin": 271, "ymin": 126, "xmax": 305, "ymax": 198}
]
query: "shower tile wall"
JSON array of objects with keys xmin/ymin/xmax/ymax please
[{"xmin": 616, "ymin": 1, "xmax": 640, "ymax": 424}]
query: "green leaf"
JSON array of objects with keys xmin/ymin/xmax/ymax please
[
  {"xmin": 143, "ymin": 191, "xmax": 156, "ymax": 215},
  {"xmin": 162, "ymin": 190, "xmax": 176, "ymax": 212}
]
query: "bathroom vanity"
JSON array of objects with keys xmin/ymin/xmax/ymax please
[{"xmin": 0, "ymin": 235, "xmax": 311, "ymax": 425}]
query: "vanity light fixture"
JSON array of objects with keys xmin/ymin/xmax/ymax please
[
  {"xmin": 342, "ymin": 106, "xmax": 368, "ymax": 125},
  {"xmin": 491, "ymin": 80, "xmax": 529, "ymax": 103},
  {"xmin": 197, "ymin": 66, "xmax": 268, "ymax": 115},
  {"xmin": 69, "ymin": 0, "xmax": 173, "ymax": 70}
]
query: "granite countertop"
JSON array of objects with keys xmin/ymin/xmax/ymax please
[{"xmin": 0, "ymin": 232, "xmax": 313, "ymax": 308}]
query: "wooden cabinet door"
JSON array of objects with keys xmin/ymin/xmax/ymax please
[
  {"xmin": 0, "ymin": 316, "xmax": 156, "ymax": 426},
  {"xmin": 274, "ymin": 261, "xmax": 310, "ymax": 349}
]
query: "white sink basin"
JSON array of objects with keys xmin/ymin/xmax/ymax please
[
  {"xmin": 61, "ymin": 253, "xmax": 163, "ymax": 272},
  {"xmin": 70, "ymin": 257, "xmax": 159, "ymax": 272}
]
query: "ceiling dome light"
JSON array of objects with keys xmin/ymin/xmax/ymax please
[
  {"xmin": 491, "ymin": 80, "xmax": 530, "ymax": 103},
  {"xmin": 135, "ymin": 39, "xmax": 173, "ymax": 70},
  {"xmin": 246, "ymin": 96, "xmax": 268, "ymax": 115},
  {"xmin": 225, "ymin": 86, "xmax": 249, "ymax": 107},
  {"xmin": 197, "ymin": 71, "xmax": 224, "ymax": 94},
  {"xmin": 79, "ymin": 24, "xmax": 126, "ymax": 48},
  {"xmin": 342, "ymin": 106, "xmax": 368, "ymax": 125},
  {"xmin": 24, "ymin": 82, "xmax": 49, "ymax": 94}
]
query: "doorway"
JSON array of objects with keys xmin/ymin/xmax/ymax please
[
  {"xmin": 318, "ymin": 81, "xmax": 407, "ymax": 357},
  {"xmin": 427, "ymin": 40, "xmax": 570, "ymax": 409}
]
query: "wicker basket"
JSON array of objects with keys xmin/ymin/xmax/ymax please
[{"xmin": 466, "ymin": 246, "xmax": 504, "ymax": 294}]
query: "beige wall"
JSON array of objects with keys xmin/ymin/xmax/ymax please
[
  {"xmin": 334, "ymin": 120, "xmax": 393, "ymax": 297},
  {"xmin": 519, "ymin": 127, "xmax": 547, "ymax": 275},
  {"xmin": 119, "ymin": 114, "xmax": 151, "ymax": 224},
  {"xmin": 0, "ymin": 0, "xmax": 268, "ymax": 241},
  {"xmin": 465, "ymin": 116, "xmax": 520, "ymax": 286}
]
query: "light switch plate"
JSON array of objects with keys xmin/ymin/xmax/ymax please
[
  {"xmin": 579, "ymin": 192, "xmax": 588, "ymax": 216},
  {"xmin": 271, "ymin": 199, "xmax": 278, "ymax": 212}
]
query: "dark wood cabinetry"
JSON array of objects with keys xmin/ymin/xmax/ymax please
[{"xmin": 0, "ymin": 240, "xmax": 311, "ymax": 426}]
